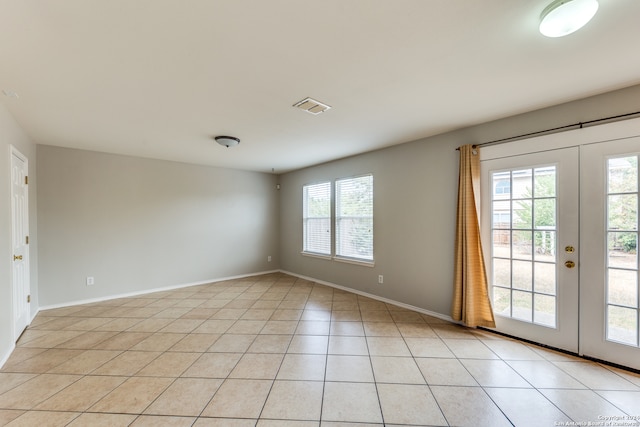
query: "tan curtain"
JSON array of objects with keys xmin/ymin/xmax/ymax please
[{"xmin": 452, "ymin": 145, "xmax": 496, "ymax": 328}]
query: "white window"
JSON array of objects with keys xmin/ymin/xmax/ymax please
[
  {"xmin": 336, "ymin": 175, "xmax": 373, "ymax": 261},
  {"xmin": 303, "ymin": 182, "xmax": 331, "ymax": 255}
]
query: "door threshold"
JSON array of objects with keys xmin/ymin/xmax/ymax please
[{"xmin": 478, "ymin": 327, "xmax": 640, "ymax": 375}]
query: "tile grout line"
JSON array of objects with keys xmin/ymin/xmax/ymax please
[{"xmin": 3, "ymin": 273, "xmax": 640, "ymax": 426}]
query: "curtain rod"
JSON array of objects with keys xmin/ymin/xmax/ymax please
[{"xmin": 455, "ymin": 110, "xmax": 640, "ymax": 151}]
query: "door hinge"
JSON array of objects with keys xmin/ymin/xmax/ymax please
[
  {"xmin": 26, "ymin": 236, "xmax": 29, "ymax": 245},
  {"xmin": 25, "ymin": 176, "xmax": 28, "ymax": 185},
  {"xmin": 27, "ymin": 295, "xmax": 31, "ymax": 303}
]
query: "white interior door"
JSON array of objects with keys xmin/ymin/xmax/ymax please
[
  {"xmin": 10, "ymin": 146, "xmax": 30, "ymax": 340},
  {"xmin": 581, "ymin": 137, "xmax": 640, "ymax": 370},
  {"xmin": 481, "ymin": 147, "xmax": 579, "ymax": 352}
]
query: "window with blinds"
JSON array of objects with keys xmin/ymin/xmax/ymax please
[
  {"xmin": 336, "ymin": 175, "xmax": 373, "ymax": 261},
  {"xmin": 303, "ymin": 182, "xmax": 331, "ymax": 255}
]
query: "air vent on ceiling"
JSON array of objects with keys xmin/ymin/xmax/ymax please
[
  {"xmin": 293, "ymin": 97, "xmax": 331, "ymax": 115},
  {"xmin": 2, "ymin": 89, "xmax": 19, "ymax": 99}
]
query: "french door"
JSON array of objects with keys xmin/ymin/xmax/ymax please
[
  {"xmin": 481, "ymin": 135, "xmax": 640, "ymax": 370},
  {"xmin": 581, "ymin": 137, "xmax": 639, "ymax": 370},
  {"xmin": 481, "ymin": 147, "xmax": 579, "ymax": 353}
]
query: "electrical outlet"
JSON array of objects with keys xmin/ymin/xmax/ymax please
[
  {"xmin": 86, "ymin": 276, "xmax": 95, "ymax": 286},
  {"xmin": 268, "ymin": 256, "xmax": 272, "ymax": 262},
  {"xmin": 378, "ymin": 275, "xmax": 384, "ymax": 284}
]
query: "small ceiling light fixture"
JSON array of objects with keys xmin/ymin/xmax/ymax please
[
  {"xmin": 214, "ymin": 135, "xmax": 240, "ymax": 148},
  {"xmin": 539, "ymin": 0, "xmax": 599, "ymax": 38}
]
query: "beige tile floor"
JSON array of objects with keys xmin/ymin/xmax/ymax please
[{"xmin": 1, "ymin": 273, "xmax": 639, "ymax": 427}]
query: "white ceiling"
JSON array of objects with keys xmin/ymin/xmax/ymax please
[{"xmin": 1, "ymin": 0, "xmax": 639, "ymax": 173}]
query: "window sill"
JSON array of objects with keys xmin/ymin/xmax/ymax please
[{"xmin": 301, "ymin": 252, "xmax": 375, "ymax": 267}]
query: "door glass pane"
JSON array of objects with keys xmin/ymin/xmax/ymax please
[
  {"xmin": 493, "ymin": 258, "xmax": 511, "ymax": 288},
  {"xmin": 535, "ymin": 167, "xmax": 556, "ymax": 197},
  {"xmin": 512, "ymin": 169, "xmax": 532, "ymax": 199},
  {"xmin": 493, "ymin": 287, "xmax": 511, "ymax": 316},
  {"xmin": 534, "ymin": 294, "xmax": 556, "ymax": 327},
  {"xmin": 493, "ymin": 230, "xmax": 510, "ymax": 258},
  {"xmin": 606, "ymin": 155, "xmax": 639, "ymax": 348},
  {"xmin": 513, "ymin": 200, "xmax": 532, "ymax": 229},
  {"xmin": 534, "ymin": 199, "xmax": 556, "ymax": 228},
  {"xmin": 512, "ymin": 290, "xmax": 532, "ymax": 322},
  {"xmin": 512, "ymin": 260, "xmax": 532, "ymax": 291},
  {"xmin": 608, "ymin": 156, "xmax": 638, "ymax": 193},
  {"xmin": 534, "ymin": 231, "xmax": 556, "ymax": 261},
  {"xmin": 493, "ymin": 171, "xmax": 511, "ymax": 197},
  {"xmin": 607, "ymin": 306, "xmax": 638, "ymax": 346},
  {"xmin": 608, "ymin": 269, "xmax": 638, "ymax": 308},
  {"xmin": 608, "ymin": 232, "xmax": 637, "ymax": 269},
  {"xmin": 534, "ymin": 262, "xmax": 556, "ymax": 294},
  {"xmin": 608, "ymin": 194, "xmax": 637, "ymax": 231},
  {"xmin": 493, "ymin": 200, "xmax": 511, "ymax": 230},
  {"xmin": 491, "ymin": 166, "xmax": 557, "ymax": 328},
  {"xmin": 512, "ymin": 230, "xmax": 532, "ymax": 260}
]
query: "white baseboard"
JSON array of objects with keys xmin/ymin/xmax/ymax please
[
  {"xmin": 280, "ymin": 269, "xmax": 456, "ymax": 324},
  {"xmin": 37, "ymin": 269, "xmax": 451, "ymax": 323},
  {"xmin": 38, "ymin": 270, "xmax": 280, "ymax": 312},
  {"xmin": 4, "ymin": 269, "xmax": 453, "ymax": 370},
  {"xmin": 0, "ymin": 342, "xmax": 16, "ymax": 370}
]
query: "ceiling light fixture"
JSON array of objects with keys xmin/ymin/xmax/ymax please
[
  {"xmin": 539, "ymin": 0, "xmax": 599, "ymax": 38},
  {"xmin": 214, "ymin": 135, "xmax": 240, "ymax": 148}
]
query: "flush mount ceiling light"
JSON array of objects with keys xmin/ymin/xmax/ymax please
[
  {"xmin": 539, "ymin": 0, "xmax": 599, "ymax": 37},
  {"xmin": 214, "ymin": 135, "xmax": 240, "ymax": 148}
]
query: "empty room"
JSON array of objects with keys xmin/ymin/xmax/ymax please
[{"xmin": 1, "ymin": 1, "xmax": 640, "ymax": 426}]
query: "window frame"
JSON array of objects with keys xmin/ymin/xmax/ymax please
[
  {"xmin": 301, "ymin": 173, "xmax": 374, "ymax": 266},
  {"xmin": 335, "ymin": 174, "xmax": 374, "ymax": 264},
  {"xmin": 302, "ymin": 181, "xmax": 332, "ymax": 257}
]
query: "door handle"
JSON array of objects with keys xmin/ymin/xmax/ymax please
[
  {"xmin": 564, "ymin": 260, "xmax": 575, "ymax": 269},
  {"xmin": 13, "ymin": 255, "xmax": 23, "ymax": 261}
]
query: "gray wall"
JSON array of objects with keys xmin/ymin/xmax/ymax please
[
  {"xmin": 279, "ymin": 84, "xmax": 640, "ymax": 317},
  {"xmin": 0, "ymin": 103, "xmax": 38, "ymax": 364},
  {"xmin": 37, "ymin": 146, "xmax": 279, "ymax": 306}
]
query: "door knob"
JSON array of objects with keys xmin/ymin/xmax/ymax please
[
  {"xmin": 564, "ymin": 260, "xmax": 575, "ymax": 268},
  {"xmin": 13, "ymin": 255, "xmax": 23, "ymax": 261}
]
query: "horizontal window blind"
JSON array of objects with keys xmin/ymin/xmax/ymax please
[
  {"xmin": 303, "ymin": 182, "xmax": 331, "ymax": 255},
  {"xmin": 336, "ymin": 175, "xmax": 373, "ymax": 261}
]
